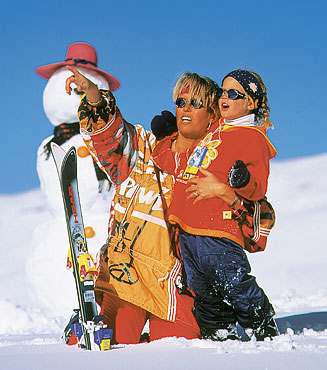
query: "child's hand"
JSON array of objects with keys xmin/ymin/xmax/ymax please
[{"xmin": 228, "ymin": 160, "xmax": 250, "ymax": 189}]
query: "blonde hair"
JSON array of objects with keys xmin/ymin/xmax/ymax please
[
  {"xmin": 173, "ymin": 72, "xmax": 219, "ymax": 119},
  {"xmin": 250, "ymin": 71, "xmax": 273, "ymax": 130}
]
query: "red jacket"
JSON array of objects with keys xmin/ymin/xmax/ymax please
[{"xmin": 152, "ymin": 122, "xmax": 277, "ymax": 247}]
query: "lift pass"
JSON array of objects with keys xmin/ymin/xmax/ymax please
[{"xmin": 183, "ymin": 146, "xmax": 208, "ymax": 179}]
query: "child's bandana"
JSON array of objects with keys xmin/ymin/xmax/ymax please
[{"xmin": 223, "ymin": 70, "xmax": 263, "ymax": 108}]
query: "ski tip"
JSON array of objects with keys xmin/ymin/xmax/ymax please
[
  {"xmin": 51, "ymin": 144, "xmax": 77, "ymax": 170},
  {"xmin": 50, "ymin": 142, "xmax": 60, "ymax": 151},
  {"xmin": 51, "ymin": 143, "xmax": 67, "ymax": 170}
]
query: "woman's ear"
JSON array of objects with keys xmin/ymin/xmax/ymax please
[
  {"xmin": 207, "ymin": 113, "xmax": 217, "ymax": 131},
  {"xmin": 210, "ymin": 110, "xmax": 219, "ymax": 123}
]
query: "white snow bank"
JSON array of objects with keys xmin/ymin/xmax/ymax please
[{"xmin": 0, "ymin": 154, "xmax": 327, "ymax": 370}]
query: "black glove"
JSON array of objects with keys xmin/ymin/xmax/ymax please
[
  {"xmin": 151, "ymin": 110, "xmax": 177, "ymax": 140},
  {"xmin": 228, "ymin": 160, "xmax": 250, "ymax": 189}
]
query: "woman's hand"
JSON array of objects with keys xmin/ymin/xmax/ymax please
[
  {"xmin": 186, "ymin": 167, "xmax": 237, "ymax": 205},
  {"xmin": 65, "ymin": 66, "xmax": 102, "ymax": 104}
]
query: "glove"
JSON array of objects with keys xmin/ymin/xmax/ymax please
[
  {"xmin": 151, "ymin": 111, "xmax": 177, "ymax": 140},
  {"xmin": 228, "ymin": 160, "xmax": 250, "ymax": 189}
]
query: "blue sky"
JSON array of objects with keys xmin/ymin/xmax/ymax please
[{"xmin": 1, "ymin": 0, "xmax": 326, "ymax": 193}]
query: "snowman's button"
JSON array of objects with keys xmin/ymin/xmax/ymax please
[
  {"xmin": 85, "ymin": 226, "xmax": 96, "ymax": 238},
  {"xmin": 77, "ymin": 146, "xmax": 90, "ymax": 158}
]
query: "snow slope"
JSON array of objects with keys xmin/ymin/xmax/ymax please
[{"xmin": 1, "ymin": 154, "xmax": 327, "ymax": 369}]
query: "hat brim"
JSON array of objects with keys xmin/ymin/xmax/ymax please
[{"xmin": 35, "ymin": 60, "xmax": 120, "ymax": 91}]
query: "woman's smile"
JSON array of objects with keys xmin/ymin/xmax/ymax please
[{"xmin": 181, "ymin": 115, "xmax": 192, "ymax": 123}]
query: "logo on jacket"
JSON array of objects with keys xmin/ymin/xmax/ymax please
[{"xmin": 198, "ymin": 132, "xmax": 221, "ymax": 168}]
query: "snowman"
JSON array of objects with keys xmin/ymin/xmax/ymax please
[{"xmin": 26, "ymin": 43, "xmax": 120, "ymax": 318}]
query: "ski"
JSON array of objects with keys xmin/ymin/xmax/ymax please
[{"xmin": 51, "ymin": 143, "xmax": 112, "ymax": 350}]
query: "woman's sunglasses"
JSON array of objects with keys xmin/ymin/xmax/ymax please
[
  {"xmin": 175, "ymin": 97, "xmax": 203, "ymax": 109},
  {"xmin": 216, "ymin": 88, "xmax": 247, "ymax": 100}
]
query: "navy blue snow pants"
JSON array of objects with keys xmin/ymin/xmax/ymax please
[{"xmin": 179, "ymin": 232, "xmax": 275, "ymax": 333}]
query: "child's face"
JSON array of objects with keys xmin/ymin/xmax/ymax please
[{"xmin": 219, "ymin": 77, "xmax": 254, "ymax": 120}]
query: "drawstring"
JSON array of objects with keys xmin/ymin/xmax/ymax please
[{"xmin": 157, "ymin": 271, "xmax": 169, "ymax": 284}]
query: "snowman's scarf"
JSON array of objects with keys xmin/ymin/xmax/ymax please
[
  {"xmin": 44, "ymin": 122, "xmax": 81, "ymax": 159},
  {"xmin": 43, "ymin": 122, "xmax": 108, "ymax": 184}
]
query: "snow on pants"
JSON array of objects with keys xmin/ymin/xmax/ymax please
[
  {"xmin": 179, "ymin": 232, "xmax": 275, "ymax": 332},
  {"xmin": 98, "ymin": 291, "xmax": 200, "ymax": 344}
]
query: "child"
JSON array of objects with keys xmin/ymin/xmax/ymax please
[{"xmin": 152, "ymin": 69, "xmax": 279, "ymax": 341}]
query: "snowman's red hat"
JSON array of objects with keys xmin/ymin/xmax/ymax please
[{"xmin": 35, "ymin": 42, "xmax": 120, "ymax": 91}]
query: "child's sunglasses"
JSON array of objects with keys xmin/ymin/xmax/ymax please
[
  {"xmin": 216, "ymin": 88, "xmax": 247, "ymax": 100},
  {"xmin": 175, "ymin": 98, "xmax": 203, "ymax": 109}
]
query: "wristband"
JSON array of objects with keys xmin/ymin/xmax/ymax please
[{"xmin": 86, "ymin": 96, "xmax": 104, "ymax": 106}]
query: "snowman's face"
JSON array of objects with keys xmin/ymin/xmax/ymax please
[{"xmin": 43, "ymin": 66, "xmax": 109, "ymax": 126}]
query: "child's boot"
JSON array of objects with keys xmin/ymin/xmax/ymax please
[
  {"xmin": 201, "ymin": 323, "xmax": 239, "ymax": 341},
  {"xmin": 245, "ymin": 317, "xmax": 279, "ymax": 341}
]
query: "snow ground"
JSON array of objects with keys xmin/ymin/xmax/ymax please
[
  {"xmin": 1, "ymin": 153, "xmax": 327, "ymax": 369},
  {"xmin": 1, "ymin": 332, "xmax": 327, "ymax": 370}
]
